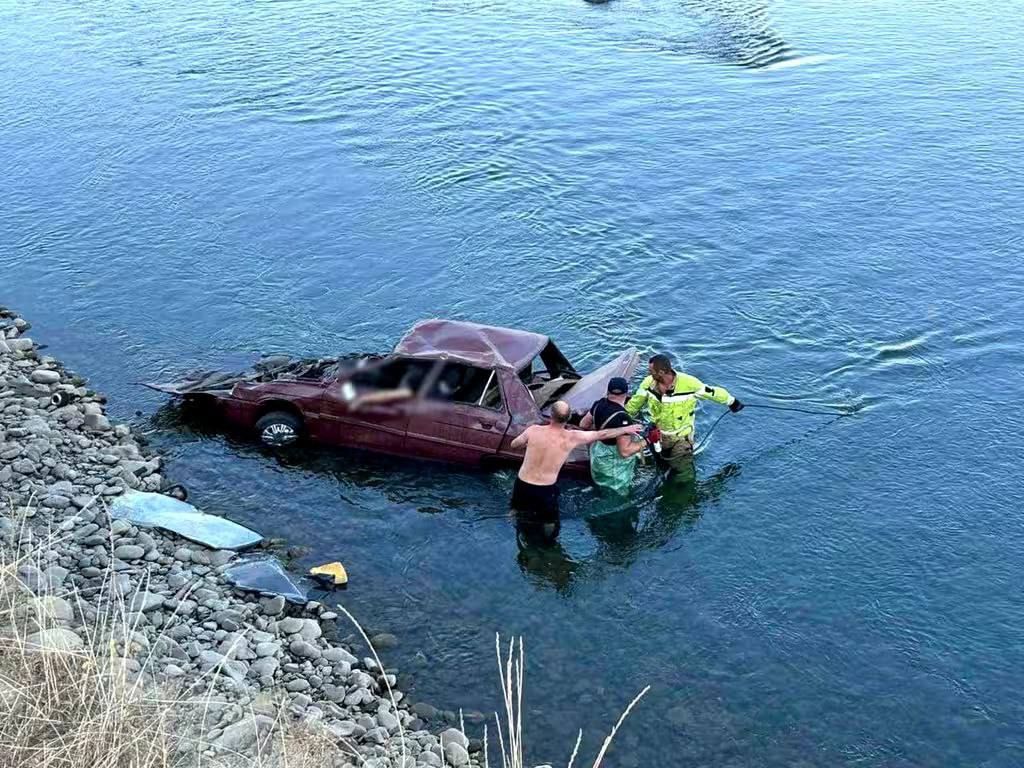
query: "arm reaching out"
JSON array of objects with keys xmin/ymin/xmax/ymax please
[
  {"xmin": 574, "ymin": 423, "xmax": 642, "ymax": 446},
  {"xmin": 625, "ymin": 376, "xmax": 654, "ymax": 417},
  {"xmin": 509, "ymin": 427, "xmax": 533, "ymax": 450}
]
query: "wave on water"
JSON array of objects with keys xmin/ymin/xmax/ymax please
[{"xmin": 583, "ymin": 0, "xmax": 834, "ymax": 71}]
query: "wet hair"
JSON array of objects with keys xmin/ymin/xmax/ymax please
[
  {"xmin": 551, "ymin": 400, "xmax": 571, "ymax": 424},
  {"xmin": 649, "ymin": 354, "xmax": 674, "ymax": 375}
]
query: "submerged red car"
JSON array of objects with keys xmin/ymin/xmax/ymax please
[{"xmin": 147, "ymin": 319, "xmax": 639, "ymax": 473}]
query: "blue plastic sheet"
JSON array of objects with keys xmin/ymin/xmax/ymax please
[{"xmin": 109, "ymin": 491, "xmax": 263, "ymax": 550}]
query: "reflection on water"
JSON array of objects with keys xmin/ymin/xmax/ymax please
[
  {"xmin": 3, "ymin": 0, "xmax": 1024, "ymax": 764},
  {"xmin": 515, "ymin": 462, "xmax": 741, "ymax": 592}
]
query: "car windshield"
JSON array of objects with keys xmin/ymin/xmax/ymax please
[{"xmin": 518, "ymin": 342, "xmax": 581, "ymax": 407}]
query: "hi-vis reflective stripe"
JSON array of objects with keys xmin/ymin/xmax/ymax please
[{"xmin": 660, "ymin": 391, "xmax": 698, "ymax": 404}]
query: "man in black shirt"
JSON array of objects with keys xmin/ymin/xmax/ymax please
[{"xmin": 580, "ymin": 377, "xmax": 647, "ymax": 495}]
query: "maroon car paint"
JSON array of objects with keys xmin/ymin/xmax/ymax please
[{"xmin": 148, "ymin": 320, "xmax": 638, "ymax": 473}]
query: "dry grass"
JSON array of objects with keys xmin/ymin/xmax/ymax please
[
  {"xmin": 0, "ymin": 505, "xmax": 337, "ymax": 768},
  {"xmin": 0, "ymin": 501, "xmax": 649, "ymax": 768},
  {"xmin": 490, "ymin": 635, "xmax": 649, "ymax": 768}
]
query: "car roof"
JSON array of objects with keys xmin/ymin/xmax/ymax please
[{"xmin": 393, "ymin": 319, "xmax": 550, "ymax": 370}]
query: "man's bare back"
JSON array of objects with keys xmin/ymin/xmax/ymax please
[{"xmin": 510, "ymin": 400, "xmax": 642, "ymax": 486}]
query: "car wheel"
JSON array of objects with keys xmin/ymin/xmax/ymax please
[{"xmin": 255, "ymin": 411, "xmax": 302, "ymax": 447}]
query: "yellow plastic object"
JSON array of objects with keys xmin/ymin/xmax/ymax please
[{"xmin": 309, "ymin": 561, "xmax": 348, "ymax": 586}]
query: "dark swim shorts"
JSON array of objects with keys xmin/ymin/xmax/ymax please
[{"xmin": 511, "ymin": 477, "xmax": 560, "ymax": 517}]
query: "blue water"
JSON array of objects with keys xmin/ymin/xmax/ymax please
[{"xmin": 3, "ymin": 0, "xmax": 1024, "ymax": 765}]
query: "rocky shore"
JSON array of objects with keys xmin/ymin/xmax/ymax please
[{"xmin": 0, "ymin": 305, "xmax": 483, "ymax": 768}]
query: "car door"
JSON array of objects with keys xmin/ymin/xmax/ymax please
[
  {"xmin": 320, "ymin": 357, "xmax": 435, "ymax": 457},
  {"xmin": 405, "ymin": 362, "xmax": 510, "ymax": 465}
]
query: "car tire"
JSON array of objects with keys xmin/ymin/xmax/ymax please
[
  {"xmin": 255, "ymin": 411, "xmax": 303, "ymax": 448},
  {"xmin": 50, "ymin": 391, "xmax": 73, "ymax": 408}
]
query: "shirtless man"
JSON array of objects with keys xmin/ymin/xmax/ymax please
[{"xmin": 509, "ymin": 400, "xmax": 642, "ymax": 524}]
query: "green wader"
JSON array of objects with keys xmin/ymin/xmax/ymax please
[{"xmin": 589, "ymin": 440, "xmax": 640, "ymax": 496}]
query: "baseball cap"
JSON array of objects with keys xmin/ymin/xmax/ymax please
[{"xmin": 607, "ymin": 377, "xmax": 629, "ymax": 395}]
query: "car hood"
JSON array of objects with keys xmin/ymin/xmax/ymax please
[{"xmin": 560, "ymin": 348, "xmax": 639, "ymax": 411}]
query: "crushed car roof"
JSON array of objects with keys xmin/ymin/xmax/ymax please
[{"xmin": 393, "ymin": 319, "xmax": 549, "ymax": 370}]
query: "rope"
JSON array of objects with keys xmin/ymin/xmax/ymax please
[
  {"xmin": 692, "ymin": 410, "xmax": 730, "ymax": 454},
  {"xmin": 742, "ymin": 402, "xmax": 852, "ymax": 417},
  {"xmin": 691, "ymin": 401, "xmax": 853, "ymax": 454}
]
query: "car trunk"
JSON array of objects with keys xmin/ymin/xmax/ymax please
[
  {"xmin": 558, "ymin": 348, "xmax": 640, "ymax": 411},
  {"xmin": 142, "ymin": 356, "xmax": 369, "ymax": 396}
]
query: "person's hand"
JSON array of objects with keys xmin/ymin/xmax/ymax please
[
  {"xmin": 625, "ymin": 423, "xmax": 643, "ymax": 434},
  {"xmin": 729, "ymin": 398, "xmax": 745, "ymax": 413}
]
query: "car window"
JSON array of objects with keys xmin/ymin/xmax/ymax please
[
  {"xmin": 350, "ymin": 358, "xmax": 433, "ymax": 392},
  {"xmin": 428, "ymin": 363, "xmax": 502, "ymax": 409}
]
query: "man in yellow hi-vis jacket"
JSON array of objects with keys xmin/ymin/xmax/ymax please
[{"xmin": 626, "ymin": 354, "xmax": 744, "ymax": 470}]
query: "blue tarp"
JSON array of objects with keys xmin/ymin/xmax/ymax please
[{"xmin": 110, "ymin": 491, "xmax": 263, "ymax": 550}]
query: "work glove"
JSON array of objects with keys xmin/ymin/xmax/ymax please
[{"xmin": 729, "ymin": 398, "xmax": 745, "ymax": 413}]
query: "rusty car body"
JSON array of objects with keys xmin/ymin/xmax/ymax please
[{"xmin": 146, "ymin": 319, "xmax": 639, "ymax": 474}]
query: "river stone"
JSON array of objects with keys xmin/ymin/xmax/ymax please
[
  {"xmin": 250, "ymin": 657, "xmax": 279, "ymax": 678},
  {"xmin": 259, "ymin": 595, "xmax": 285, "ymax": 616},
  {"xmin": 323, "ymin": 646, "xmax": 357, "ymax": 665},
  {"xmin": 289, "ymin": 639, "xmax": 321, "ymax": 660},
  {"xmin": 215, "ymin": 610, "xmax": 243, "ymax": 632},
  {"xmin": 198, "ymin": 650, "xmax": 247, "ymax": 682},
  {"xmin": 440, "ymin": 728, "xmax": 469, "ymax": 750},
  {"xmin": 110, "ymin": 519, "xmax": 133, "ymax": 536},
  {"xmin": 28, "ymin": 595, "xmax": 74, "ymax": 624},
  {"xmin": 285, "ymin": 678, "xmax": 310, "ymax": 693},
  {"xmin": 113, "ymin": 544, "xmax": 145, "ymax": 561},
  {"xmin": 377, "ymin": 709, "xmax": 400, "ymax": 732},
  {"xmin": 30, "ymin": 369, "xmax": 60, "ymax": 385},
  {"xmin": 11, "ymin": 458, "xmax": 37, "ymax": 475},
  {"xmin": 255, "ymin": 641, "xmax": 280, "ymax": 658},
  {"xmin": 443, "ymin": 742, "xmax": 470, "ymax": 767},
  {"xmin": 26, "ymin": 628, "xmax": 83, "ymax": 652},
  {"xmin": 322, "ymin": 720, "xmax": 360, "ymax": 741},
  {"xmin": 213, "ymin": 715, "xmax": 275, "ymax": 753},
  {"xmin": 43, "ymin": 565, "xmax": 69, "ymax": 589},
  {"xmin": 278, "ymin": 617, "xmax": 304, "ymax": 635},
  {"xmin": 9, "ymin": 338, "xmax": 33, "ymax": 352},
  {"xmin": 411, "ymin": 702, "xmax": 438, "ymax": 720},
  {"xmin": 418, "ymin": 752, "xmax": 442, "ymax": 768},
  {"xmin": 85, "ymin": 413, "xmax": 111, "ymax": 431},
  {"xmin": 370, "ymin": 632, "xmax": 399, "ymax": 649},
  {"xmin": 153, "ymin": 636, "xmax": 189, "ymax": 662},
  {"xmin": 17, "ymin": 564, "xmax": 47, "ymax": 593},
  {"xmin": 129, "ymin": 591, "xmax": 165, "ymax": 612}
]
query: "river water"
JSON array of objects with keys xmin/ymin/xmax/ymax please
[{"xmin": 3, "ymin": 0, "xmax": 1023, "ymax": 765}]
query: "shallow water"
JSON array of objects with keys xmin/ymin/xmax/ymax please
[{"xmin": 3, "ymin": 0, "xmax": 1024, "ymax": 764}]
